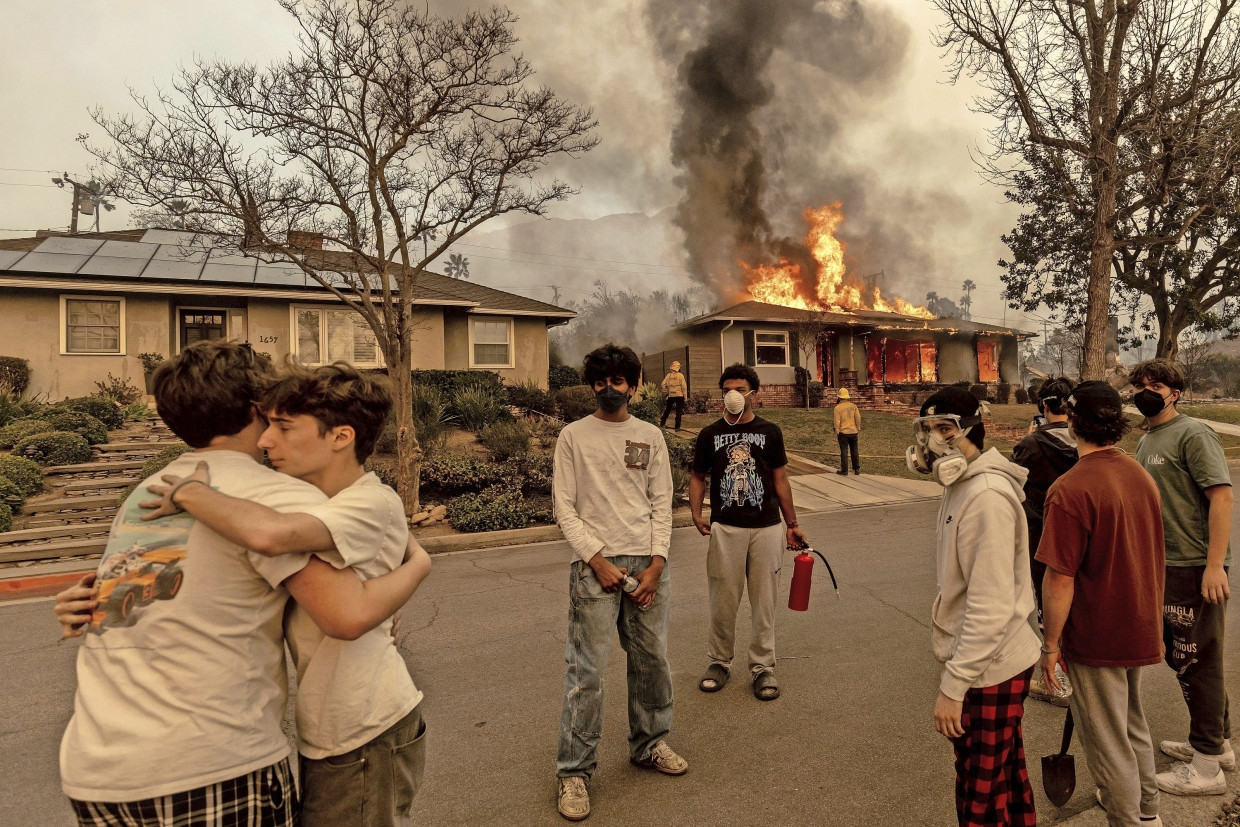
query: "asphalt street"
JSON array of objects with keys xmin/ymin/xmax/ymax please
[{"xmin": 2, "ymin": 486, "xmax": 1239, "ymax": 826}]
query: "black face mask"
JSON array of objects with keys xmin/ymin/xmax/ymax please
[
  {"xmin": 595, "ymin": 386, "xmax": 629, "ymax": 414},
  {"xmin": 1133, "ymin": 388, "xmax": 1171, "ymax": 418}
]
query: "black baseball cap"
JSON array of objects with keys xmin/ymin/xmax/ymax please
[{"xmin": 1066, "ymin": 381, "xmax": 1125, "ymax": 424}]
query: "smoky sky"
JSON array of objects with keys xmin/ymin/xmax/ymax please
[{"xmin": 647, "ymin": 0, "xmax": 944, "ymax": 303}]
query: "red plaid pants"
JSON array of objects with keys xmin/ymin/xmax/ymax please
[{"xmin": 952, "ymin": 667, "xmax": 1036, "ymax": 827}]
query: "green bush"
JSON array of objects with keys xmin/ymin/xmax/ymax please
[
  {"xmin": 506, "ymin": 379, "xmax": 557, "ymax": 415},
  {"xmin": 365, "ymin": 457, "xmax": 399, "ymax": 491},
  {"xmin": 140, "ymin": 444, "xmax": 194, "ymax": 479},
  {"xmin": 410, "ymin": 369, "xmax": 505, "ymax": 399},
  {"xmin": 0, "ymin": 455, "xmax": 44, "ymax": 496},
  {"xmin": 375, "ymin": 422, "xmax": 398, "ymax": 455},
  {"xmin": 420, "ymin": 453, "xmax": 507, "ymax": 496},
  {"xmin": 447, "ymin": 486, "xmax": 531, "ymax": 533},
  {"xmin": 665, "ymin": 431, "xmax": 695, "ymax": 470},
  {"xmin": 628, "ymin": 390, "xmax": 663, "ymax": 426},
  {"xmin": 549, "ymin": 364, "xmax": 582, "ymax": 392},
  {"xmin": 0, "ymin": 475, "xmax": 25, "ymax": 511},
  {"xmin": 44, "ymin": 411, "xmax": 109, "ymax": 445},
  {"xmin": 58, "ymin": 396, "xmax": 124, "ymax": 429},
  {"xmin": 556, "ymin": 386, "xmax": 597, "ymax": 422},
  {"xmin": 0, "ymin": 356, "xmax": 30, "ymax": 396},
  {"xmin": 138, "ymin": 352, "xmax": 166, "ymax": 374},
  {"xmin": 0, "ymin": 502, "xmax": 11, "ymax": 532},
  {"xmin": 13, "ymin": 431, "xmax": 92, "ymax": 466},
  {"xmin": 93, "ymin": 373, "xmax": 144, "ymax": 407},
  {"xmin": 688, "ymin": 389, "xmax": 714, "ymax": 414},
  {"xmin": 451, "ymin": 384, "xmax": 510, "ymax": 432},
  {"xmin": 968, "ymin": 384, "xmax": 989, "ymax": 403},
  {"xmin": 123, "ymin": 402, "xmax": 155, "ymax": 421},
  {"xmin": 410, "ymin": 385, "xmax": 455, "ymax": 458},
  {"xmin": 479, "ymin": 420, "xmax": 530, "ymax": 462},
  {"xmin": 0, "ymin": 418, "xmax": 55, "ymax": 448},
  {"xmin": 1014, "ymin": 387, "xmax": 1030, "ymax": 405},
  {"xmin": 16, "ymin": 397, "xmax": 51, "ymax": 418},
  {"xmin": 505, "ymin": 451, "xmax": 554, "ymax": 495},
  {"xmin": 0, "ymin": 388, "xmax": 20, "ymax": 428}
]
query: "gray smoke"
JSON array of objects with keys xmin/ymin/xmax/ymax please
[{"xmin": 650, "ymin": 0, "xmax": 939, "ymax": 304}]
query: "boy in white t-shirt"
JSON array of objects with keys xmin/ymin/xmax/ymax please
[
  {"xmin": 54, "ymin": 342, "xmax": 425, "ymax": 827},
  {"xmin": 136, "ymin": 361, "xmax": 429, "ymax": 826}
]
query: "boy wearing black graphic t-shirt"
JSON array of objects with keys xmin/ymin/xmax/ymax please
[{"xmin": 690, "ymin": 363, "xmax": 806, "ymax": 701}]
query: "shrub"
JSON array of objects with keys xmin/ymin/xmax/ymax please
[
  {"xmin": 479, "ymin": 420, "xmax": 530, "ymax": 462},
  {"xmin": 506, "ymin": 451, "xmax": 553, "ymax": 495},
  {"xmin": 138, "ymin": 352, "xmax": 166, "ymax": 374},
  {"xmin": 0, "ymin": 475, "xmax": 25, "ymax": 511},
  {"xmin": 0, "ymin": 384, "xmax": 20, "ymax": 428},
  {"xmin": 506, "ymin": 379, "xmax": 556, "ymax": 415},
  {"xmin": 43, "ymin": 411, "xmax": 109, "ymax": 445},
  {"xmin": 0, "ymin": 502, "xmax": 11, "ymax": 532},
  {"xmin": 808, "ymin": 380, "xmax": 825, "ymax": 406},
  {"xmin": 123, "ymin": 402, "xmax": 155, "ymax": 421},
  {"xmin": 968, "ymin": 384, "xmax": 989, "ymax": 402},
  {"xmin": 13, "ymin": 431, "xmax": 92, "ymax": 466},
  {"xmin": 527, "ymin": 416, "xmax": 563, "ymax": 446},
  {"xmin": 556, "ymin": 386, "xmax": 597, "ymax": 422},
  {"xmin": 93, "ymin": 373, "xmax": 144, "ymax": 407},
  {"xmin": 58, "ymin": 396, "xmax": 124, "ymax": 429},
  {"xmin": 995, "ymin": 382, "xmax": 1013, "ymax": 405},
  {"xmin": 688, "ymin": 389, "xmax": 714, "ymax": 414},
  {"xmin": 410, "ymin": 385, "xmax": 455, "ymax": 458},
  {"xmin": 447, "ymin": 486, "xmax": 531, "ymax": 533},
  {"xmin": 410, "ymin": 369, "xmax": 505, "ymax": 399},
  {"xmin": 0, "ymin": 418, "xmax": 55, "ymax": 448},
  {"xmin": 628, "ymin": 396, "xmax": 662, "ymax": 425},
  {"xmin": 375, "ymin": 422, "xmax": 398, "ymax": 455},
  {"xmin": 16, "ymin": 396, "xmax": 51, "ymax": 418},
  {"xmin": 420, "ymin": 453, "xmax": 507, "ymax": 496},
  {"xmin": 141, "ymin": 444, "xmax": 195, "ymax": 479},
  {"xmin": 670, "ymin": 464, "xmax": 691, "ymax": 503},
  {"xmin": 0, "ymin": 455, "xmax": 44, "ymax": 496},
  {"xmin": 451, "ymin": 384, "xmax": 510, "ymax": 432},
  {"xmin": 665, "ymin": 431, "xmax": 695, "ymax": 471},
  {"xmin": 0, "ymin": 356, "xmax": 30, "ymax": 396},
  {"xmin": 366, "ymin": 457, "xmax": 399, "ymax": 491},
  {"xmin": 1014, "ymin": 387, "xmax": 1030, "ymax": 405},
  {"xmin": 549, "ymin": 364, "xmax": 582, "ymax": 392},
  {"xmin": 1027, "ymin": 378, "xmax": 1045, "ymax": 398}
]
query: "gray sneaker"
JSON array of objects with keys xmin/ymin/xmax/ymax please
[
  {"xmin": 1028, "ymin": 669, "xmax": 1071, "ymax": 708},
  {"xmin": 1155, "ymin": 761, "xmax": 1226, "ymax": 796},
  {"xmin": 631, "ymin": 740, "xmax": 688, "ymax": 776},
  {"xmin": 1159, "ymin": 738, "xmax": 1235, "ymax": 771},
  {"xmin": 557, "ymin": 776, "xmax": 590, "ymax": 821}
]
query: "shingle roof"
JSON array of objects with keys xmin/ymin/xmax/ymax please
[
  {"xmin": 0, "ymin": 230, "xmax": 573, "ymax": 317},
  {"xmin": 679, "ymin": 300, "xmax": 1032, "ymax": 337}
]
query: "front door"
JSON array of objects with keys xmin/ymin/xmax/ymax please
[{"xmin": 179, "ymin": 308, "xmax": 227, "ymax": 349}]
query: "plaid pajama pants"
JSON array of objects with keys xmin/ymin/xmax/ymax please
[
  {"xmin": 952, "ymin": 667, "xmax": 1036, "ymax": 827},
  {"xmin": 71, "ymin": 758, "xmax": 297, "ymax": 827}
]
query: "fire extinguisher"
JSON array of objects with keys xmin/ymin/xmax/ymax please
[{"xmin": 788, "ymin": 544, "xmax": 839, "ymax": 611}]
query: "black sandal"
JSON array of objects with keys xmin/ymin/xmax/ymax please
[
  {"xmin": 753, "ymin": 670, "xmax": 780, "ymax": 701},
  {"xmin": 698, "ymin": 663, "xmax": 730, "ymax": 692}
]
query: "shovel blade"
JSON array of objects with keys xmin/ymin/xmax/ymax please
[{"xmin": 1041, "ymin": 754, "xmax": 1076, "ymax": 807}]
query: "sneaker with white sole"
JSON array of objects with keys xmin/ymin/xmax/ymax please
[
  {"xmin": 1096, "ymin": 788, "xmax": 1164, "ymax": 825},
  {"xmin": 1155, "ymin": 761, "xmax": 1226, "ymax": 796},
  {"xmin": 557, "ymin": 776, "xmax": 590, "ymax": 821},
  {"xmin": 1159, "ymin": 738, "xmax": 1235, "ymax": 771},
  {"xmin": 630, "ymin": 740, "xmax": 688, "ymax": 776}
]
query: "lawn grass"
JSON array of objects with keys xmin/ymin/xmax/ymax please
[
  {"xmin": 1181, "ymin": 403, "xmax": 1240, "ymax": 426},
  {"xmin": 683, "ymin": 402, "xmax": 1240, "ymax": 480}
]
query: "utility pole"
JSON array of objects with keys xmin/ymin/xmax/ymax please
[{"xmin": 51, "ymin": 173, "xmax": 98, "ymax": 234}]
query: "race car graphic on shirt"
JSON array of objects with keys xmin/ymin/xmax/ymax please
[
  {"xmin": 719, "ymin": 441, "xmax": 763, "ymax": 508},
  {"xmin": 89, "ymin": 494, "xmax": 195, "ymax": 633}
]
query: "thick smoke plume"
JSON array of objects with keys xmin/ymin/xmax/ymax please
[{"xmin": 650, "ymin": 0, "xmax": 930, "ymax": 304}]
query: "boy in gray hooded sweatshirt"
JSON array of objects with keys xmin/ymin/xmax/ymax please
[{"xmin": 908, "ymin": 387, "xmax": 1041, "ymax": 827}]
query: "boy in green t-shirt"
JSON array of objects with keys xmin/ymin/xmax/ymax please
[{"xmin": 1132, "ymin": 359, "xmax": 1234, "ymax": 796}]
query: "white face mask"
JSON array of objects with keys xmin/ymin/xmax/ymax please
[{"xmin": 723, "ymin": 389, "xmax": 750, "ymax": 415}]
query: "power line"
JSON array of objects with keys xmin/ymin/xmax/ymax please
[
  {"xmin": 0, "ymin": 182, "xmax": 62, "ymax": 188},
  {"xmin": 450, "ymin": 239, "xmax": 689, "ymax": 271}
]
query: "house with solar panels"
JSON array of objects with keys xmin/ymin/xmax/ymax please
[{"xmin": 0, "ymin": 229, "xmax": 574, "ymax": 399}]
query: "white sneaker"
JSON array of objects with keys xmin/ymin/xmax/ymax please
[
  {"xmin": 1159, "ymin": 738, "xmax": 1236, "ymax": 771},
  {"xmin": 1028, "ymin": 670, "xmax": 1071, "ymax": 708},
  {"xmin": 1097, "ymin": 788, "xmax": 1164, "ymax": 825},
  {"xmin": 556, "ymin": 776, "xmax": 590, "ymax": 821},
  {"xmin": 1155, "ymin": 761, "xmax": 1227, "ymax": 796}
]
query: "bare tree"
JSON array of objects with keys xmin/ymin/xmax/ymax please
[
  {"xmin": 934, "ymin": 0, "xmax": 1240, "ymax": 379},
  {"xmin": 787, "ymin": 310, "xmax": 830, "ymax": 409},
  {"xmin": 88, "ymin": 0, "xmax": 597, "ymax": 513},
  {"xmin": 1178, "ymin": 326, "xmax": 1218, "ymax": 399}
]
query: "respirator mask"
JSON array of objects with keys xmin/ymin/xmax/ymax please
[
  {"xmin": 905, "ymin": 413, "xmax": 979, "ymax": 486},
  {"xmin": 723, "ymin": 389, "xmax": 752, "ymax": 416}
]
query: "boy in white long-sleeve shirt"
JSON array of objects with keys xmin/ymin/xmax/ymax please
[
  {"xmin": 552, "ymin": 343, "xmax": 685, "ymax": 821},
  {"xmin": 908, "ymin": 387, "xmax": 1040, "ymax": 827}
]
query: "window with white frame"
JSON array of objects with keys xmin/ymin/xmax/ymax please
[
  {"xmin": 62, "ymin": 296, "xmax": 124, "ymax": 354},
  {"xmin": 470, "ymin": 317, "xmax": 513, "ymax": 367},
  {"xmin": 754, "ymin": 331, "xmax": 789, "ymax": 366},
  {"xmin": 293, "ymin": 306, "xmax": 380, "ymax": 367}
]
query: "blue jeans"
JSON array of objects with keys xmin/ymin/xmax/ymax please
[{"xmin": 556, "ymin": 555, "xmax": 674, "ymax": 778}]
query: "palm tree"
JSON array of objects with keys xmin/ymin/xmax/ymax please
[
  {"xmin": 444, "ymin": 253, "xmax": 470, "ymax": 280},
  {"xmin": 960, "ymin": 279, "xmax": 976, "ymax": 320}
]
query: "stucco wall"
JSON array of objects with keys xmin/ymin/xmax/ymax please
[
  {"xmin": 722, "ymin": 325, "xmax": 796, "ymax": 386},
  {"xmin": 999, "ymin": 337, "xmax": 1020, "ymax": 384},
  {"xmin": 444, "ymin": 313, "xmax": 550, "ymax": 387},
  {"xmin": 938, "ymin": 338, "xmax": 978, "ymax": 384},
  {"xmin": 0, "ymin": 288, "xmax": 169, "ymax": 400}
]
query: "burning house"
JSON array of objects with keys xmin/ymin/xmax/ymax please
[{"xmin": 647, "ymin": 204, "xmax": 1032, "ymax": 407}]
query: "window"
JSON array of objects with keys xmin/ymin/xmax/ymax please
[
  {"xmin": 61, "ymin": 296, "xmax": 124, "ymax": 354},
  {"xmin": 293, "ymin": 306, "xmax": 380, "ymax": 367},
  {"xmin": 754, "ymin": 331, "xmax": 789, "ymax": 366},
  {"xmin": 470, "ymin": 317, "xmax": 513, "ymax": 367}
]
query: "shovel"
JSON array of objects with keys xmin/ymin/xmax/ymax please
[{"xmin": 1041, "ymin": 709, "xmax": 1076, "ymax": 807}]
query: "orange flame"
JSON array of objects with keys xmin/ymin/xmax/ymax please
[{"xmin": 743, "ymin": 203, "xmax": 933, "ymax": 319}]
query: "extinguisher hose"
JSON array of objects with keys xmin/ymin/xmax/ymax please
[{"xmin": 804, "ymin": 546, "xmax": 840, "ymax": 598}]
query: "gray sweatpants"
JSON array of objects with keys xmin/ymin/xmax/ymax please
[
  {"xmin": 1066, "ymin": 663, "xmax": 1159, "ymax": 827},
  {"xmin": 706, "ymin": 521, "xmax": 783, "ymax": 675}
]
